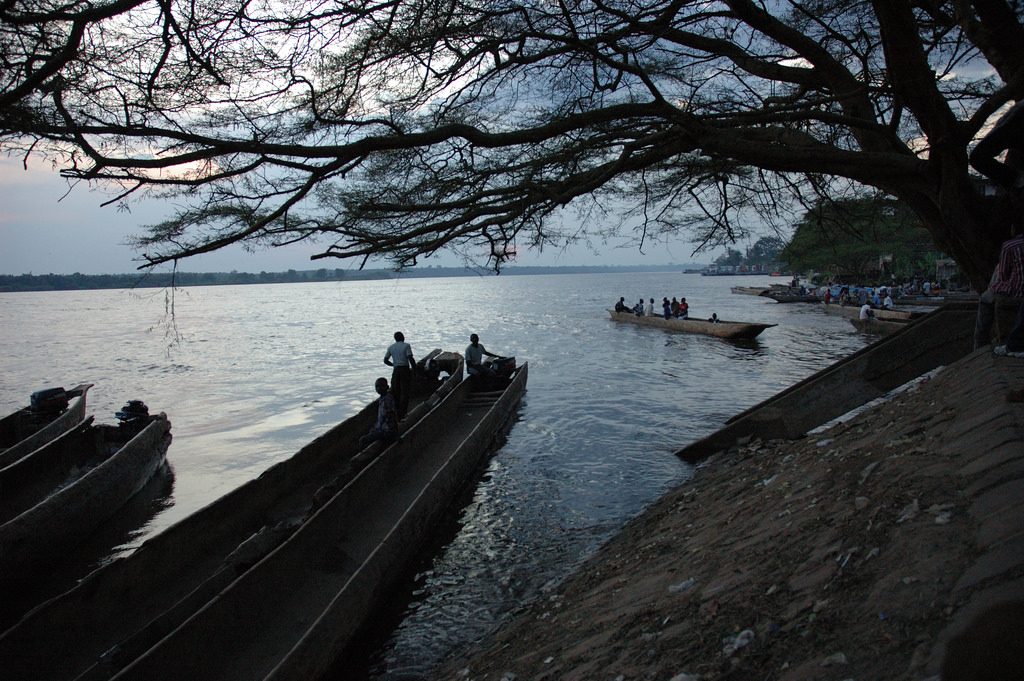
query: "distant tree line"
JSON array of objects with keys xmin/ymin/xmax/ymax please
[
  {"xmin": 0, "ymin": 264, "xmax": 694, "ymax": 292},
  {"xmin": 706, "ymin": 195, "xmax": 957, "ymax": 285},
  {"xmin": 0, "ymin": 268, "xmax": 385, "ymax": 292},
  {"xmin": 714, "ymin": 236, "xmax": 788, "ymax": 272}
]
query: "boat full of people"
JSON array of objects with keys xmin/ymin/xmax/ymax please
[{"xmin": 607, "ymin": 309, "xmax": 775, "ymax": 340}]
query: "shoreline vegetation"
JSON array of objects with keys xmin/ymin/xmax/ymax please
[{"xmin": 0, "ymin": 264, "xmax": 702, "ymax": 293}]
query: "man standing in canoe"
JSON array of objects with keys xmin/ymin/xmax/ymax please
[
  {"xmin": 384, "ymin": 331, "xmax": 415, "ymax": 420},
  {"xmin": 358, "ymin": 377, "xmax": 400, "ymax": 449}
]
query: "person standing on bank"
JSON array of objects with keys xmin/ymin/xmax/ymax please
[
  {"xmin": 974, "ymin": 220, "xmax": 1024, "ymax": 348},
  {"xmin": 466, "ymin": 333, "xmax": 499, "ymax": 378},
  {"xmin": 384, "ymin": 331, "xmax": 415, "ymax": 420},
  {"xmin": 970, "ymin": 99, "xmax": 1024, "ymax": 354},
  {"xmin": 358, "ymin": 377, "xmax": 399, "ymax": 449}
]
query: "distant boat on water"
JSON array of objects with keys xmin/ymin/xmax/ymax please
[
  {"xmin": 730, "ymin": 286, "xmax": 770, "ymax": 296},
  {"xmin": 760, "ymin": 288, "xmax": 820, "ymax": 303},
  {"xmin": 700, "ymin": 265, "xmax": 772, "ymax": 276}
]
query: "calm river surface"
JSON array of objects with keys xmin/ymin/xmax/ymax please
[{"xmin": 0, "ymin": 272, "xmax": 870, "ymax": 678}]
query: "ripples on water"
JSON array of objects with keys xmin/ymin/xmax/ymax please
[{"xmin": 0, "ymin": 273, "xmax": 870, "ymax": 677}]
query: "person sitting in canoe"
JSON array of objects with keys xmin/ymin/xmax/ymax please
[
  {"xmin": 662, "ymin": 297, "xmax": 671, "ymax": 319},
  {"xmin": 358, "ymin": 377, "xmax": 399, "ymax": 449},
  {"xmin": 859, "ymin": 303, "xmax": 875, "ymax": 320},
  {"xmin": 708, "ymin": 313, "xmax": 720, "ymax": 323},
  {"xmin": 678, "ymin": 298, "xmax": 689, "ymax": 319},
  {"xmin": 614, "ymin": 296, "xmax": 629, "ymax": 313},
  {"xmin": 632, "ymin": 299, "xmax": 645, "ymax": 316},
  {"xmin": 466, "ymin": 333, "xmax": 501, "ymax": 378}
]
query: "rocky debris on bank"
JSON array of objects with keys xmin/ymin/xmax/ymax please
[{"xmin": 439, "ymin": 349, "xmax": 1024, "ymax": 681}]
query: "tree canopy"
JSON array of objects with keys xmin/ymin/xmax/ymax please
[
  {"xmin": 2, "ymin": 1, "xmax": 1022, "ymax": 286},
  {"xmin": 782, "ymin": 195, "xmax": 941, "ymax": 280}
]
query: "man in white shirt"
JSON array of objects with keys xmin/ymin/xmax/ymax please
[
  {"xmin": 465, "ymin": 334, "xmax": 499, "ymax": 378},
  {"xmin": 384, "ymin": 331, "xmax": 415, "ymax": 420}
]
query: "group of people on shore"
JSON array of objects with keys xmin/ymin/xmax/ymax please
[
  {"xmin": 824, "ymin": 284, "xmax": 896, "ymax": 312},
  {"xmin": 359, "ymin": 331, "xmax": 505, "ymax": 448}
]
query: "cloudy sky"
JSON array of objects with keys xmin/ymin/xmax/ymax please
[{"xmin": 0, "ymin": 155, "xmax": 711, "ymax": 276}]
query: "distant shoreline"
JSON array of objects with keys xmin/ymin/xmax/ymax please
[{"xmin": 0, "ymin": 264, "xmax": 712, "ymax": 293}]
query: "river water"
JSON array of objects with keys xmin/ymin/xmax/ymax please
[{"xmin": 0, "ymin": 272, "xmax": 870, "ymax": 677}]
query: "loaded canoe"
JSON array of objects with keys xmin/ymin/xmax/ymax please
[
  {"xmin": 108, "ymin": 361, "xmax": 526, "ymax": 681},
  {"xmin": 0, "ymin": 351, "xmax": 464, "ymax": 681},
  {"xmin": 0, "ymin": 384, "xmax": 92, "ymax": 469},
  {"xmin": 0, "ymin": 407, "xmax": 171, "ymax": 585},
  {"xmin": 608, "ymin": 310, "xmax": 775, "ymax": 340}
]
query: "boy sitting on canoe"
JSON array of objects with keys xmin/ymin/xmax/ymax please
[{"xmin": 358, "ymin": 377, "xmax": 399, "ymax": 449}]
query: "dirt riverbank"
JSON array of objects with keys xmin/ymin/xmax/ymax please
[{"xmin": 437, "ymin": 348, "xmax": 1024, "ymax": 681}]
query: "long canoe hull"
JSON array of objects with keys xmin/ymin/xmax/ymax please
[
  {"xmin": 608, "ymin": 310, "xmax": 775, "ymax": 339},
  {"xmin": 675, "ymin": 303, "xmax": 976, "ymax": 462},
  {"xmin": 0, "ymin": 384, "xmax": 92, "ymax": 469},
  {"xmin": 111, "ymin": 363, "xmax": 527, "ymax": 681},
  {"xmin": 0, "ymin": 414, "xmax": 171, "ymax": 583},
  {"xmin": 0, "ymin": 353, "xmax": 461, "ymax": 681}
]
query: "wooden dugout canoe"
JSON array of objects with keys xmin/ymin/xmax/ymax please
[
  {"xmin": 730, "ymin": 286, "xmax": 770, "ymax": 296},
  {"xmin": 848, "ymin": 317, "xmax": 910, "ymax": 335},
  {"xmin": 110, "ymin": 362, "xmax": 527, "ymax": 681},
  {"xmin": 820, "ymin": 302, "xmax": 923, "ymax": 321},
  {"xmin": 0, "ymin": 384, "xmax": 92, "ymax": 469},
  {"xmin": 0, "ymin": 410, "xmax": 171, "ymax": 583},
  {"xmin": 0, "ymin": 351, "xmax": 480, "ymax": 681},
  {"xmin": 674, "ymin": 303, "xmax": 976, "ymax": 463},
  {"xmin": 759, "ymin": 290, "xmax": 820, "ymax": 303},
  {"xmin": 608, "ymin": 309, "xmax": 776, "ymax": 340}
]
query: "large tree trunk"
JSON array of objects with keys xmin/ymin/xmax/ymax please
[{"xmin": 897, "ymin": 184, "xmax": 1004, "ymax": 292}]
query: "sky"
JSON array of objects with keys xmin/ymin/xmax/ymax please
[{"xmin": 0, "ymin": 155, "xmax": 713, "ymax": 276}]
